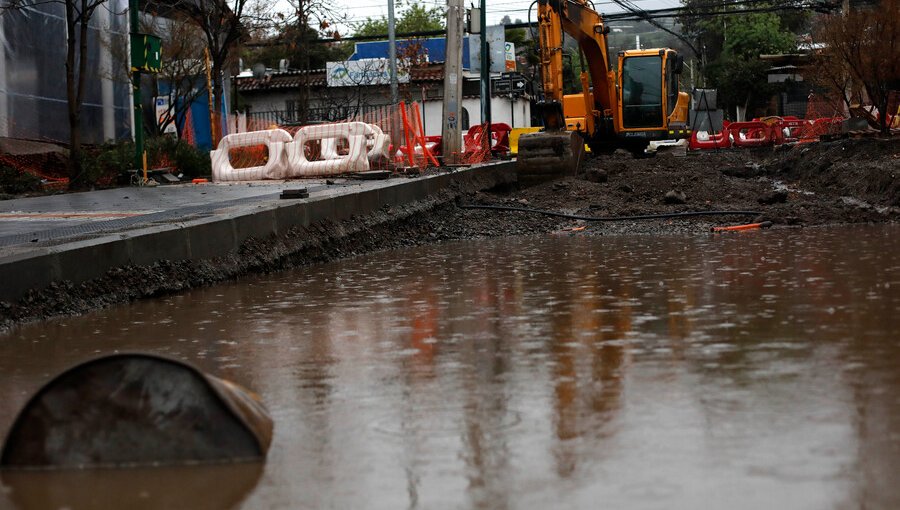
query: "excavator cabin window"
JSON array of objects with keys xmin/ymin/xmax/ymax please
[{"xmin": 621, "ymin": 56, "xmax": 663, "ymax": 129}]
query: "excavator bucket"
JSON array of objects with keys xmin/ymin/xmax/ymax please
[{"xmin": 515, "ymin": 131, "xmax": 586, "ymax": 181}]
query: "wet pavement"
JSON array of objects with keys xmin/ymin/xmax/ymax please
[
  {"xmin": 1, "ymin": 224, "xmax": 899, "ymax": 509},
  {"xmin": 0, "ymin": 180, "xmax": 340, "ymax": 247}
]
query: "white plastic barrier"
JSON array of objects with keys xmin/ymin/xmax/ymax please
[
  {"xmin": 211, "ymin": 129, "xmax": 292, "ymax": 182},
  {"xmin": 301, "ymin": 123, "xmax": 390, "ymax": 163},
  {"xmin": 285, "ymin": 122, "xmax": 371, "ymax": 177},
  {"xmin": 364, "ymin": 124, "xmax": 391, "ymax": 162}
]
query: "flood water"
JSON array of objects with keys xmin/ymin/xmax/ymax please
[{"xmin": 1, "ymin": 225, "xmax": 899, "ymax": 509}]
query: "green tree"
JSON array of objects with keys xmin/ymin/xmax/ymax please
[
  {"xmin": 681, "ymin": 6, "xmax": 798, "ymax": 116},
  {"xmin": 244, "ymin": 23, "xmax": 342, "ymax": 71},
  {"xmin": 352, "ymin": 1, "xmax": 444, "ymax": 37}
]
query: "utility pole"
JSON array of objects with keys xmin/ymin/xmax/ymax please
[
  {"xmin": 441, "ymin": 0, "xmax": 464, "ymax": 163},
  {"xmin": 387, "ymin": 0, "xmax": 399, "ymax": 104},
  {"xmin": 479, "ymin": 0, "xmax": 491, "ymax": 153}
]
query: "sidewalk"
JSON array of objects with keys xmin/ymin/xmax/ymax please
[{"xmin": 0, "ymin": 163, "xmax": 515, "ymax": 303}]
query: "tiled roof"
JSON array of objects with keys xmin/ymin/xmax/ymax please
[{"xmin": 235, "ymin": 63, "xmax": 446, "ymax": 92}]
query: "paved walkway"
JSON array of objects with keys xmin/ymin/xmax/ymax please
[
  {"xmin": 0, "ymin": 164, "xmax": 516, "ymax": 302},
  {"xmin": 0, "ymin": 180, "xmax": 343, "ymax": 250}
]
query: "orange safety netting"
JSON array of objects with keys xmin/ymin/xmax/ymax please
[{"xmin": 798, "ymin": 93, "xmax": 846, "ymax": 142}]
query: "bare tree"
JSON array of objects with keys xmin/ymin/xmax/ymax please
[
  {"xmin": 168, "ymin": 0, "xmax": 269, "ymax": 145},
  {"xmin": 813, "ymin": 0, "xmax": 900, "ymax": 133},
  {"xmin": 274, "ymin": 0, "xmax": 345, "ymax": 123},
  {"xmin": 1, "ymin": 0, "xmax": 116, "ymax": 187}
]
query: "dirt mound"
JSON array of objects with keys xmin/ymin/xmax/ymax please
[
  {"xmin": 462, "ymin": 138, "xmax": 900, "ymax": 230},
  {"xmin": 764, "ymin": 138, "xmax": 900, "ymax": 206}
]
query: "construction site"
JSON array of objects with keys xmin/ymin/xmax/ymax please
[{"xmin": 0, "ymin": 0, "xmax": 899, "ymax": 507}]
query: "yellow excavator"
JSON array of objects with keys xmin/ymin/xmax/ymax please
[{"xmin": 517, "ymin": 0, "xmax": 691, "ymax": 176}]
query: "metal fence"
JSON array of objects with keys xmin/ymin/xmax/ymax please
[{"xmin": 245, "ymin": 105, "xmax": 391, "ymax": 127}]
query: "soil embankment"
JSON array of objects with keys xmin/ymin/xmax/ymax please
[{"xmin": 1, "ymin": 138, "xmax": 897, "ymax": 330}]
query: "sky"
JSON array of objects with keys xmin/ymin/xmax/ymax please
[{"xmin": 325, "ymin": 0, "xmax": 684, "ymax": 37}]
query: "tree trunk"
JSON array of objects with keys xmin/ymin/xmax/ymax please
[
  {"xmin": 74, "ymin": 0, "xmax": 91, "ymax": 187},
  {"xmin": 212, "ymin": 58, "xmax": 224, "ymax": 146},
  {"xmin": 65, "ymin": 3, "xmax": 83, "ymax": 189}
]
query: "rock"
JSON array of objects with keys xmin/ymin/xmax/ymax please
[
  {"xmin": 722, "ymin": 162, "xmax": 762, "ymax": 178},
  {"xmin": 619, "ymin": 184, "xmax": 634, "ymax": 193},
  {"xmin": 664, "ymin": 189, "xmax": 687, "ymax": 204},
  {"xmin": 326, "ymin": 179, "xmax": 335, "ymax": 185},
  {"xmin": 758, "ymin": 190, "xmax": 788, "ymax": 205},
  {"xmin": 584, "ymin": 168, "xmax": 608, "ymax": 183},
  {"xmin": 517, "ymin": 198, "xmax": 529, "ymax": 205}
]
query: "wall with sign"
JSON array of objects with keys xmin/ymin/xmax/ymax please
[{"xmin": 326, "ymin": 59, "xmax": 411, "ymax": 88}]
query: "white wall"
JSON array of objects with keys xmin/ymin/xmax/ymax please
[
  {"xmin": 421, "ymin": 97, "xmax": 532, "ymax": 137},
  {"xmin": 243, "ymin": 91, "xmax": 297, "ymax": 113}
]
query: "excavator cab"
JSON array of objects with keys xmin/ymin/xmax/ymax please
[{"xmin": 616, "ymin": 49, "xmax": 690, "ymax": 139}]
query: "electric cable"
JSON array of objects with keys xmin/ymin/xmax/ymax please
[{"xmin": 457, "ymin": 203, "xmax": 762, "ymax": 221}]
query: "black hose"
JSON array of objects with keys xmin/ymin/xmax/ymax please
[{"xmin": 457, "ymin": 203, "xmax": 762, "ymax": 221}]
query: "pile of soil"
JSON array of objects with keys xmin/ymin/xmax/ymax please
[{"xmin": 446, "ymin": 137, "xmax": 900, "ymax": 237}]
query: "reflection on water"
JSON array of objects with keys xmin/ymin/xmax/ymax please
[
  {"xmin": 1, "ymin": 462, "xmax": 263, "ymax": 510},
  {"xmin": 1, "ymin": 225, "xmax": 899, "ymax": 509}
]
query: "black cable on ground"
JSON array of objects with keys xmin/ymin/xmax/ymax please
[{"xmin": 457, "ymin": 203, "xmax": 762, "ymax": 221}]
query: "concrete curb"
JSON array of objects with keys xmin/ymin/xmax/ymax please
[{"xmin": 0, "ymin": 163, "xmax": 516, "ymax": 303}]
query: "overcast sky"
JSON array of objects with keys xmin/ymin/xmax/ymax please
[{"xmin": 327, "ymin": 0, "xmax": 683, "ymax": 37}]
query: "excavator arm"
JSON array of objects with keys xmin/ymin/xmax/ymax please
[{"xmin": 536, "ymin": 0, "xmax": 614, "ymax": 136}]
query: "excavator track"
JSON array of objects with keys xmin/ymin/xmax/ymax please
[{"xmin": 515, "ymin": 131, "xmax": 586, "ymax": 181}]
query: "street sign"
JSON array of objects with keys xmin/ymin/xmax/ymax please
[
  {"xmin": 512, "ymin": 78, "xmax": 527, "ymax": 92},
  {"xmin": 493, "ymin": 78, "xmax": 511, "ymax": 94},
  {"xmin": 504, "ymin": 42, "xmax": 516, "ymax": 71}
]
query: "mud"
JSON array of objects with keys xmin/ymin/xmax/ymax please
[{"xmin": 1, "ymin": 138, "xmax": 897, "ymax": 331}]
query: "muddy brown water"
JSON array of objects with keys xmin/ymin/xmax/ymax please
[{"xmin": 1, "ymin": 225, "xmax": 899, "ymax": 509}]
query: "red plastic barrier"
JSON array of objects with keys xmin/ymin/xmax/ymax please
[
  {"xmin": 464, "ymin": 123, "xmax": 512, "ymax": 156},
  {"xmin": 689, "ymin": 129, "xmax": 732, "ymax": 150},
  {"xmin": 779, "ymin": 118, "xmax": 809, "ymax": 143},
  {"xmin": 728, "ymin": 121, "xmax": 781, "ymax": 148}
]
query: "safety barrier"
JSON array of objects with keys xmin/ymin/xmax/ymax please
[
  {"xmin": 688, "ymin": 115, "xmax": 848, "ymax": 151},
  {"xmin": 285, "ymin": 122, "xmax": 371, "ymax": 177},
  {"xmin": 774, "ymin": 116, "xmax": 807, "ymax": 143},
  {"xmin": 211, "ymin": 129, "xmax": 292, "ymax": 182},
  {"xmin": 689, "ymin": 129, "xmax": 732, "ymax": 150},
  {"xmin": 210, "ymin": 122, "xmax": 396, "ymax": 180},
  {"xmin": 463, "ymin": 123, "xmax": 512, "ymax": 163},
  {"xmin": 319, "ymin": 123, "xmax": 391, "ymax": 163},
  {"xmin": 727, "ymin": 121, "xmax": 783, "ymax": 148},
  {"xmin": 364, "ymin": 124, "xmax": 392, "ymax": 161}
]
